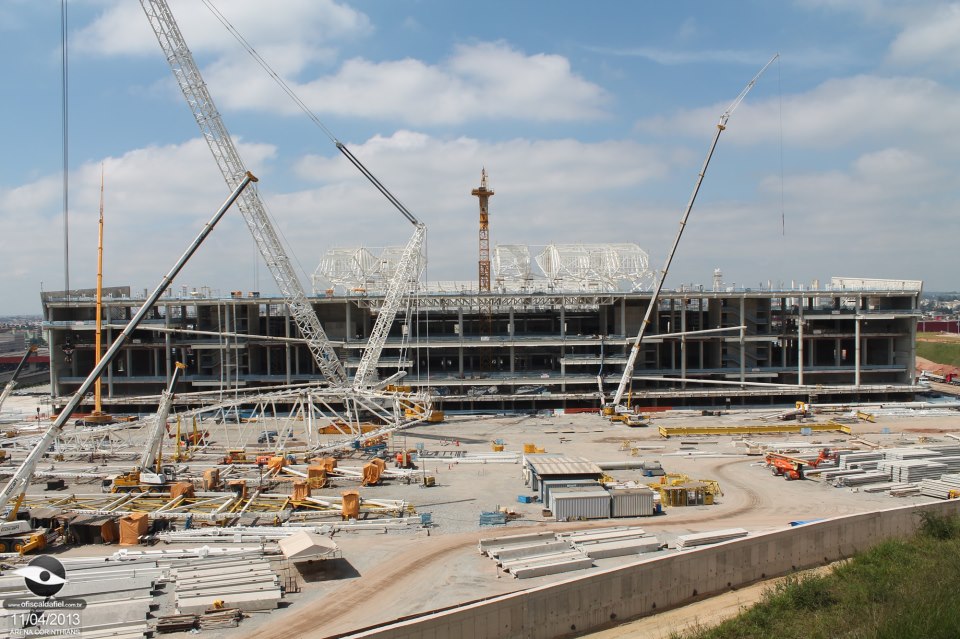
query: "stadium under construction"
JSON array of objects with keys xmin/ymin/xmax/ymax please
[{"xmin": 41, "ymin": 273, "xmax": 924, "ymax": 415}]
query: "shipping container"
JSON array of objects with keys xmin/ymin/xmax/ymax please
[
  {"xmin": 550, "ymin": 488, "xmax": 611, "ymax": 521},
  {"xmin": 610, "ymin": 487, "xmax": 656, "ymax": 517}
]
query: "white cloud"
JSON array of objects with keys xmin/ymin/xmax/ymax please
[
  {"xmin": 74, "ymin": 0, "xmax": 370, "ymax": 61},
  {"xmin": 77, "ymin": 2, "xmax": 608, "ymax": 125},
  {"xmin": 889, "ymin": 4, "xmax": 960, "ymax": 67},
  {"xmin": 0, "ymin": 137, "xmax": 279, "ymax": 308},
  {"xmin": 286, "ymin": 131, "xmax": 685, "ymax": 281},
  {"xmin": 638, "ymin": 74, "xmax": 960, "ymax": 150},
  {"xmin": 0, "ymin": 130, "xmax": 684, "ymax": 312},
  {"xmin": 196, "ymin": 41, "xmax": 610, "ymax": 124}
]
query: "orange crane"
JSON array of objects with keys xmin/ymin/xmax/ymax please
[
  {"xmin": 765, "ymin": 449, "xmax": 836, "ymax": 480},
  {"xmin": 472, "ymin": 168, "xmax": 494, "ymax": 292}
]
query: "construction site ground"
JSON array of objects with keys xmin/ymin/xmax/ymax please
[{"xmin": 6, "ymin": 394, "xmax": 960, "ymax": 638}]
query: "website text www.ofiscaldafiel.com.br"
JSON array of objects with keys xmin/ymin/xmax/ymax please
[{"xmin": 4, "ymin": 555, "xmax": 85, "ymax": 636}]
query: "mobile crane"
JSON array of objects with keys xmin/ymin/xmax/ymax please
[
  {"xmin": 0, "ymin": 175, "xmax": 254, "ymax": 535},
  {"xmin": 110, "ymin": 362, "xmax": 186, "ymax": 492},
  {"xmin": 609, "ymin": 55, "xmax": 779, "ymax": 412}
]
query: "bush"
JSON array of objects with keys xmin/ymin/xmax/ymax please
[{"xmin": 918, "ymin": 511, "xmax": 960, "ymax": 540}]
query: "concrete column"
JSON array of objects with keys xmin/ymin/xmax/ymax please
[
  {"xmin": 458, "ymin": 308, "xmax": 464, "ymax": 377},
  {"xmin": 798, "ymin": 304, "xmax": 804, "ymax": 386},
  {"xmin": 509, "ymin": 308, "xmax": 515, "ymax": 374},
  {"xmin": 620, "ymin": 297, "xmax": 626, "ymax": 355},
  {"xmin": 680, "ymin": 300, "xmax": 687, "ymax": 389},
  {"xmin": 835, "ymin": 337, "xmax": 841, "ymax": 367},
  {"xmin": 285, "ymin": 305, "xmax": 292, "ymax": 384},
  {"xmin": 854, "ymin": 317, "xmax": 861, "ymax": 386},
  {"xmin": 739, "ymin": 297, "xmax": 746, "ymax": 385}
]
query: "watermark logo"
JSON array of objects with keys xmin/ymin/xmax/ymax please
[{"xmin": 12, "ymin": 556, "xmax": 67, "ymax": 598}]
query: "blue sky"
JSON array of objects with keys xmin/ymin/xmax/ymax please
[{"xmin": 1, "ymin": 0, "xmax": 957, "ymax": 314}]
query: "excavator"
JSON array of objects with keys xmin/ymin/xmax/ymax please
[
  {"xmin": 766, "ymin": 449, "xmax": 836, "ymax": 481},
  {"xmin": 110, "ymin": 362, "xmax": 186, "ymax": 492}
]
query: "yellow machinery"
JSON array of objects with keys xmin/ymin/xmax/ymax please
[
  {"xmin": 0, "ymin": 520, "xmax": 59, "ymax": 555},
  {"xmin": 647, "ymin": 474, "xmax": 722, "ymax": 506},
  {"xmin": 223, "ymin": 449, "xmax": 249, "ymax": 464},
  {"xmin": 658, "ymin": 422, "xmax": 852, "ymax": 438},
  {"xmin": 111, "ymin": 362, "xmax": 186, "ymax": 492},
  {"xmin": 610, "ymin": 413, "xmax": 648, "ymax": 427}
]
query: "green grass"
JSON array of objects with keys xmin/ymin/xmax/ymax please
[
  {"xmin": 671, "ymin": 513, "xmax": 960, "ymax": 639},
  {"xmin": 916, "ymin": 342, "xmax": 960, "ymax": 368},
  {"xmin": 916, "ymin": 333, "xmax": 960, "ymax": 368}
]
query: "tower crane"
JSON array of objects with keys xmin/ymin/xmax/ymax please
[
  {"xmin": 140, "ymin": 0, "xmax": 347, "ymax": 387},
  {"xmin": 610, "ymin": 54, "xmax": 778, "ymax": 409},
  {"xmin": 473, "ymin": 169, "xmax": 494, "ymax": 293}
]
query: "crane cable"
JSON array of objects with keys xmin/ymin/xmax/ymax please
[
  {"xmin": 61, "ymin": 0, "xmax": 70, "ymax": 299},
  {"xmin": 199, "ymin": 0, "xmax": 419, "ymax": 227}
]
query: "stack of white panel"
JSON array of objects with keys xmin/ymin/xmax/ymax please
[
  {"xmin": 919, "ymin": 473, "xmax": 960, "ymax": 499},
  {"xmin": 676, "ymin": 528, "xmax": 748, "ymax": 550},
  {"xmin": 173, "ymin": 555, "xmax": 281, "ymax": 614},
  {"xmin": 837, "ymin": 451, "xmax": 883, "ymax": 470},
  {"xmin": 880, "ymin": 460, "xmax": 946, "ymax": 483},
  {"xmin": 834, "ymin": 471, "xmax": 891, "ymax": 486},
  {"xmin": 559, "ymin": 527, "xmax": 660, "ymax": 559}
]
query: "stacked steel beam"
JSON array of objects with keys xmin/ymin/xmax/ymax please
[
  {"xmin": 879, "ymin": 460, "xmax": 947, "ymax": 483},
  {"xmin": 920, "ymin": 473, "xmax": 960, "ymax": 499},
  {"xmin": 837, "ymin": 451, "xmax": 883, "ymax": 470}
]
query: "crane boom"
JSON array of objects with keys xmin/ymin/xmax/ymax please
[
  {"xmin": 0, "ymin": 344, "xmax": 39, "ymax": 413},
  {"xmin": 611, "ymin": 54, "xmax": 778, "ymax": 408},
  {"xmin": 0, "ymin": 174, "xmax": 255, "ymax": 517},
  {"xmin": 140, "ymin": 0, "xmax": 347, "ymax": 387},
  {"xmin": 352, "ymin": 224, "xmax": 425, "ymax": 390},
  {"xmin": 139, "ymin": 362, "xmax": 186, "ymax": 471}
]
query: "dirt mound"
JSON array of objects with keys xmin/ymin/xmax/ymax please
[{"xmin": 915, "ymin": 356, "xmax": 960, "ymax": 377}]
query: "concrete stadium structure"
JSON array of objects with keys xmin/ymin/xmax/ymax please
[{"xmin": 40, "ymin": 277, "xmax": 924, "ymax": 413}]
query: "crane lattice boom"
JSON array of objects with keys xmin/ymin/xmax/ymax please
[
  {"xmin": 141, "ymin": 0, "xmax": 347, "ymax": 387},
  {"xmin": 353, "ymin": 224, "xmax": 425, "ymax": 390}
]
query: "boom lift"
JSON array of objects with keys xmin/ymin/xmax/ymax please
[
  {"xmin": 609, "ymin": 54, "xmax": 779, "ymax": 411},
  {"xmin": 765, "ymin": 449, "xmax": 835, "ymax": 480},
  {"xmin": 0, "ymin": 343, "xmax": 39, "ymax": 413},
  {"xmin": 0, "ymin": 175, "xmax": 254, "ymax": 522},
  {"xmin": 111, "ymin": 362, "xmax": 187, "ymax": 492}
]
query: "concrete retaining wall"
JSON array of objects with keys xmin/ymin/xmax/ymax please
[{"xmin": 345, "ymin": 499, "xmax": 960, "ymax": 638}]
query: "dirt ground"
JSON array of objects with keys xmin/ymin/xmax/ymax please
[
  {"xmin": 210, "ymin": 405, "xmax": 960, "ymax": 639},
  {"xmin": 5, "ymin": 393, "xmax": 960, "ymax": 638}
]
